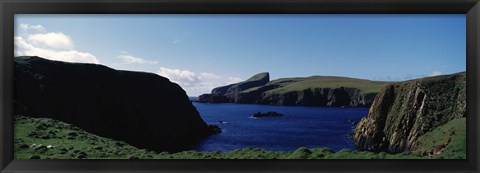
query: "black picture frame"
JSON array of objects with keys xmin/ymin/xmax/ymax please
[{"xmin": 1, "ymin": 0, "xmax": 479, "ymax": 172}]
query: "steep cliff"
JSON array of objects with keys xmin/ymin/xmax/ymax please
[
  {"xmin": 251, "ymin": 87, "xmax": 377, "ymax": 107},
  {"xmin": 198, "ymin": 74, "xmax": 389, "ymax": 107},
  {"xmin": 352, "ymin": 72, "xmax": 466, "ymax": 153},
  {"xmin": 14, "ymin": 56, "xmax": 215, "ymax": 152}
]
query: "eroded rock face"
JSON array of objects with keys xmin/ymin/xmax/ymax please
[
  {"xmin": 254, "ymin": 87, "xmax": 376, "ymax": 107},
  {"xmin": 352, "ymin": 73, "xmax": 466, "ymax": 153},
  {"xmin": 14, "ymin": 56, "xmax": 214, "ymax": 152}
]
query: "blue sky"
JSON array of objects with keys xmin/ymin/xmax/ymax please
[{"xmin": 14, "ymin": 14, "xmax": 466, "ymax": 96}]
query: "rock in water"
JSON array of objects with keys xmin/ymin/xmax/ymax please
[
  {"xmin": 14, "ymin": 56, "xmax": 214, "ymax": 152},
  {"xmin": 252, "ymin": 111, "xmax": 284, "ymax": 118},
  {"xmin": 352, "ymin": 72, "xmax": 466, "ymax": 153}
]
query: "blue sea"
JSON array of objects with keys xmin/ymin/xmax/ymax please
[{"xmin": 192, "ymin": 102, "xmax": 368, "ymax": 152}]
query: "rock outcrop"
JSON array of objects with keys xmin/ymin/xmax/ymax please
[
  {"xmin": 198, "ymin": 73, "xmax": 388, "ymax": 107},
  {"xmin": 14, "ymin": 56, "xmax": 215, "ymax": 152},
  {"xmin": 250, "ymin": 87, "xmax": 377, "ymax": 107},
  {"xmin": 352, "ymin": 72, "xmax": 466, "ymax": 153},
  {"xmin": 252, "ymin": 112, "xmax": 284, "ymax": 118}
]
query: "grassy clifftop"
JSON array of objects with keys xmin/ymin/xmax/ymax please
[
  {"xmin": 15, "ymin": 115, "xmax": 464, "ymax": 159},
  {"xmin": 252, "ymin": 76, "xmax": 391, "ymax": 95}
]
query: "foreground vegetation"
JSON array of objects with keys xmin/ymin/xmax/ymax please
[{"xmin": 14, "ymin": 116, "xmax": 465, "ymax": 159}]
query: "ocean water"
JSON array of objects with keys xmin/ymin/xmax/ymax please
[{"xmin": 192, "ymin": 102, "xmax": 368, "ymax": 152}]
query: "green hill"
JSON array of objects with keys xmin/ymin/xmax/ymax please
[{"xmin": 250, "ymin": 76, "xmax": 391, "ymax": 95}]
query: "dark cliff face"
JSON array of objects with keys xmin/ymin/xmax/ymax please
[
  {"xmin": 352, "ymin": 72, "xmax": 466, "ymax": 153},
  {"xmin": 252, "ymin": 87, "xmax": 376, "ymax": 107},
  {"xmin": 14, "ymin": 56, "xmax": 213, "ymax": 152}
]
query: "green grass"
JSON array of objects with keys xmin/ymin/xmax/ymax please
[
  {"xmin": 241, "ymin": 77, "xmax": 305, "ymax": 93},
  {"xmin": 264, "ymin": 76, "xmax": 391, "ymax": 95},
  {"xmin": 14, "ymin": 115, "xmax": 464, "ymax": 159},
  {"xmin": 245, "ymin": 72, "xmax": 269, "ymax": 82},
  {"xmin": 14, "ymin": 116, "xmax": 157, "ymax": 159},
  {"xmin": 412, "ymin": 118, "xmax": 466, "ymax": 159}
]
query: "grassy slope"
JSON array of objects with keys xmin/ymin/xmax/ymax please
[
  {"xmin": 412, "ymin": 118, "xmax": 466, "ymax": 159},
  {"xmin": 14, "ymin": 115, "xmax": 465, "ymax": 159},
  {"xmin": 245, "ymin": 72, "xmax": 269, "ymax": 82},
  {"xmin": 14, "ymin": 116, "xmax": 155, "ymax": 159},
  {"xmin": 242, "ymin": 76, "xmax": 391, "ymax": 95}
]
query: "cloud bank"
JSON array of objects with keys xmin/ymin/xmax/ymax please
[
  {"xmin": 20, "ymin": 24, "xmax": 46, "ymax": 32},
  {"xmin": 27, "ymin": 32, "xmax": 75, "ymax": 50},
  {"xmin": 15, "ymin": 23, "xmax": 99, "ymax": 64}
]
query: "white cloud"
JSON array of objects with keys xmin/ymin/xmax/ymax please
[
  {"xmin": 20, "ymin": 24, "xmax": 46, "ymax": 32},
  {"xmin": 15, "ymin": 24, "xmax": 99, "ymax": 64},
  {"xmin": 118, "ymin": 52, "xmax": 158, "ymax": 65},
  {"xmin": 15, "ymin": 36, "xmax": 99, "ymax": 64},
  {"xmin": 158, "ymin": 67, "xmax": 243, "ymax": 96},
  {"xmin": 27, "ymin": 32, "xmax": 74, "ymax": 50},
  {"xmin": 429, "ymin": 71, "xmax": 443, "ymax": 77}
]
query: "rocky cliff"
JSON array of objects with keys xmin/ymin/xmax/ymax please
[
  {"xmin": 245, "ymin": 87, "xmax": 377, "ymax": 107},
  {"xmin": 198, "ymin": 73, "xmax": 389, "ymax": 107},
  {"xmin": 14, "ymin": 56, "xmax": 215, "ymax": 152},
  {"xmin": 352, "ymin": 72, "xmax": 466, "ymax": 153}
]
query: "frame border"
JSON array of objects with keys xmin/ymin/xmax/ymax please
[{"xmin": 1, "ymin": 0, "xmax": 479, "ymax": 172}]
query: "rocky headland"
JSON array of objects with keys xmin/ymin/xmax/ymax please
[
  {"xmin": 198, "ymin": 72, "xmax": 390, "ymax": 107},
  {"xmin": 14, "ymin": 56, "xmax": 217, "ymax": 152}
]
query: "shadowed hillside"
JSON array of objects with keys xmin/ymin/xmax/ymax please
[{"xmin": 14, "ymin": 56, "xmax": 217, "ymax": 152}]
